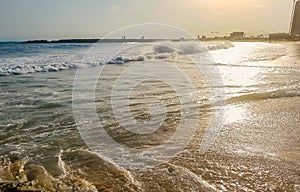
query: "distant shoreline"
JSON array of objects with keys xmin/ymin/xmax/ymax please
[
  {"xmin": 0, "ymin": 37, "xmax": 297, "ymax": 44},
  {"xmin": 22, "ymin": 39, "xmax": 173, "ymax": 44},
  {"xmin": 22, "ymin": 38, "xmax": 271, "ymax": 44}
]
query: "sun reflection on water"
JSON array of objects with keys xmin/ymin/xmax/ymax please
[{"xmin": 224, "ymin": 105, "xmax": 247, "ymax": 124}]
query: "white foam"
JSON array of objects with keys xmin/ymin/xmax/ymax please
[{"xmin": 0, "ymin": 41, "xmax": 235, "ymax": 76}]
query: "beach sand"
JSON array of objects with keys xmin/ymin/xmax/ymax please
[{"xmin": 0, "ymin": 41, "xmax": 299, "ymax": 191}]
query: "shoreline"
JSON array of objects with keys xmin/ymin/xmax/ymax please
[
  {"xmin": 0, "ymin": 38, "xmax": 299, "ymax": 44},
  {"xmin": 19, "ymin": 38, "xmax": 300, "ymax": 44}
]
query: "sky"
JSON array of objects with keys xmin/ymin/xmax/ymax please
[{"xmin": 0, "ymin": 0, "xmax": 295, "ymax": 41}]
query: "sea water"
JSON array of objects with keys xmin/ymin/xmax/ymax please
[{"xmin": 0, "ymin": 41, "xmax": 299, "ymax": 191}]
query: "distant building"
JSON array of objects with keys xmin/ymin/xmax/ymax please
[
  {"xmin": 269, "ymin": 0, "xmax": 300, "ymax": 41},
  {"xmin": 230, "ymin": 32, "xmax": 245, "ymax": 39},
  {"xmin": 291, "ymin": 0, "xmax": 300, "ymax": 36},
  {"xmin": 269, "ymin": 33, "xmax": 291, "ymax": 41}
]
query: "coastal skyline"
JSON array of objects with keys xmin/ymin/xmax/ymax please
[{"xmin": 0, "ymin": 0, "xmax": 295, "ymax": 40}]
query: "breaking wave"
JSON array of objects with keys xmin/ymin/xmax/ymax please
[
  {"xmin": 0, "ymin": 41, "xmax": 234, "ymax": 76},
  {"xmin": 225, "ymin": 88, "xmax": 300, "ymax": 104},
  {"xmin": 0, "ymin": 149, "xmax": 142, "ymax": 192}
]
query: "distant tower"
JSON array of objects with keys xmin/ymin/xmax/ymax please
[{"xmin": 291, "ymin": 0, "xmax": 300, "ymax": 36}]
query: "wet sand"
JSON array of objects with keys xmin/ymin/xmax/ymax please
[
  {"xmin": 132, "ymin": 97, "xmax": 300, "ymax": 191},
  {"xmin": 0, "ymin": 42, "xmax": 299, "ymax": 191}
]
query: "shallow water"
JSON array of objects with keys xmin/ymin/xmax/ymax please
[{"xmin": 0, "ymin": 41, "xmax": 299, "ymax": 191}]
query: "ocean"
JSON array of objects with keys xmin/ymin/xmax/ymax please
[{"xmin": 0, "ymin": 41, "xmax": 299, "ymax": 191}]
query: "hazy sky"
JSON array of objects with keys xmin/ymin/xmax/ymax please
[{"xmin": 0, "ymin": 0, "xmax": 295, "ymax": 40}]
